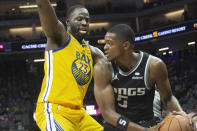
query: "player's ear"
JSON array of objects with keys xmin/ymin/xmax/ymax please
[
  {"xmin": 66, "ymin": 19, "xmax": 70, "ymax": 26},
  {"xmin": 123, "ymin": 41, "xmax": 130, "ymax": 50}
]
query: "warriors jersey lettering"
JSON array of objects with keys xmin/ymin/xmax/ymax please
[{"xmin": 37, "ymin": 33, "xmax": 93, "ymax": 108}]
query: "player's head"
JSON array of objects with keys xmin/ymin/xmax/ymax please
[
  {"xmin": 66, "ymin": 5, "xmax": 90, "ymax": 40},
  {"xmin": 104, "ymin": 24, "xmax": 135, "ymax": 61}
]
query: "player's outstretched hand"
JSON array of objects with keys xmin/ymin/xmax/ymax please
[
  {"xmin": 173, "ymin": 111, "xmax": 196, "ymax": 131},
  {"xmin": 187, "ymin": 112, "xmax": 197, "ymax": 131},
  {"xmin": 147, "ymin": 121, "xmax": 165, "ymax": 131}
]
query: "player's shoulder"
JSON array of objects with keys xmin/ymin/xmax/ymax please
[
  {"xmin": 150, "ymin": 55, "xmax": 165, "ymax": 68},
  {"xmin": 93, "ymin": 59, "xmax": 112, "ymax": 81},
  {"xmin": 94, "ymin": 57, "xmax": 109, "ymax": 70},
  {"xmin": 89, "ymin": 45, "xmax": 102, "ymax": 55},
  {"xmin": 89, "ymin": 45, "xmax": 105, "ymax": 63},
  {"xmin": 149, "ymin": 55, "xmax": 167, "ymax": 77}
]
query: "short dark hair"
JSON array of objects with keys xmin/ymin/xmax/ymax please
[
  {"xmin": 108, "ymin": 24, "xmax": 135, "ymax": 44},
  {"xmin": 66, "ymin": 5, "xmax": 86, "ymax": 19}
]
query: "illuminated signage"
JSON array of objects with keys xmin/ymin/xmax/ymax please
[
  {"xmin": 135, "ymin": 34, "xmax": 153, "ymax": 41},
  {"xmin": 194, "ymin": 23, "xmax": 197, "ymax": 28},
  {"xmin": 84, "ymin": 105, "xmax": 101, "ymax": 116},
  {"xmin": 21, "ymin": 43, "xmax": 46, "ymax": 50},
  {"xmin": 0, "ymin": 44, "xmax": 5, "ymax": 50},
  {"xmin": 135, "ymin": 26, "xmax": 186, "ymax": 42},
  {"xmin": 0, "ymin": 43, "xmax": 11, "ymax": 52},
  {"xmin": 135, "ymin": 20, "xmax": 197, "ymax": 42},
  {"xmin": 158, "ymin": 26, "xmax": 186, "ymax": 36}
]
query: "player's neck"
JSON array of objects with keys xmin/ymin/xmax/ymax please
[
  {"xmin": 75, "ymin": 34, "xmax": 83, "ymax": 44},
  {"xmin": 73, "ymin": 33, "xmax": 83, "ymax": 44},
  {"xmin": 68, "ymin": 28, "xmax": 83, "ymax": 44},
  {"xmin": 116, "ymin": 51, "xmax": 139, "ymax": 72}
]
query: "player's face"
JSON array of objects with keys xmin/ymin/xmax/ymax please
[
  {"xmin": 104, "ymin": 32, "xmax": 124, "ymax": 61},
  {"xmin": 68, "ymin": 8, "xmax": 90, "ymax": 39}
]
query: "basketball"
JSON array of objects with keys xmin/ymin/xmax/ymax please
[{"xmin": 159, "ymin": 115, "xmax": 192, "ymax": 131}]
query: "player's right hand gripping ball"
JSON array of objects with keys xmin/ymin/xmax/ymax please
[{"xmin": 159, "ymin": 115, "xmax": 192, "ymax": 131}]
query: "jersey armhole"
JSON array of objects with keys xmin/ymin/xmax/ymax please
[
  {"xmin": 144, "ymin": 55, "xmax": 152, "ymax": 90},
  {"xmin": 52, "ymin": 35, "xmax": 71, "ymax": 53}
]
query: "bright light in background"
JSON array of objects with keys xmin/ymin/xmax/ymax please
[
  {"xmin": 169, "ymin": 51, "xmax": 173, "ymax": 54},
  {"xmin": 34, "ymin": 59, "xmax": 45, "ymax": 63},
  {"xmin": 159, "ymin": 47, "xmax": 169, "ymax": 51},
  {"xmin": 86, "ymin": 105, "xmax": 95, "ymax": 110},
  {"xmin": 9, "ymin": 27, "xmax": 42, "ymax": 33},
  {"xmin": 89, "ymin": 22, "xmax": 110, "ymax": 28},
  {"xmin": 163, "ymin": 52, "xmax": 166, "ymax": 55},
  {"xmin": 144, "ymin": 0, "xmax": 150, "ymax": 4},
  {"xmin": 165, "ymin": 9, "xmax": 184, "ymax": 17},
  {"xmin": 19, "ymin": 3, "xmax": 57, "ymax": 9},
  {"xmin": 188, "ymin": 41, "xmax": 196, "ymax": 45},
  {"xmin": 97, "ymin": 39, "xmax": 105, "ymax": 44}
]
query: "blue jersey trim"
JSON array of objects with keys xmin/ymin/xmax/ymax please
[
  {"xmin": 82, "ymin": 44, "xmax": 87, "ymax": 48},
  {"xmin": 53, "ymin": 35, "xmax": 71, "ymax": 52},
  {"xmin": 54, "ymin": 120, "xmax": 64, "ymax": 131},
  {"xmin": 47, "ymin": 103, "xmax": 53, "ymax": 131},
  {"xmin": 43, "ymin": 51, "xmax": 51, "ymax": 101}
]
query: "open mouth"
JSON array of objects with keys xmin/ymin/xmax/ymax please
[
  {"xmin": 79, "ymin": 29, "xmax": 87, "ymax": 34},
  {"xmin": 105, "ymin": 55, "xmax": 109, "ymax": 58},
  {"xmin": 104, "ymin": 52, "xmax": 109, "ymax": 58}
]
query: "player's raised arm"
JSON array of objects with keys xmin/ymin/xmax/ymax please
[{"xmin": 36, "ymin": 0, "xmax": 67, "ymax": 44}]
